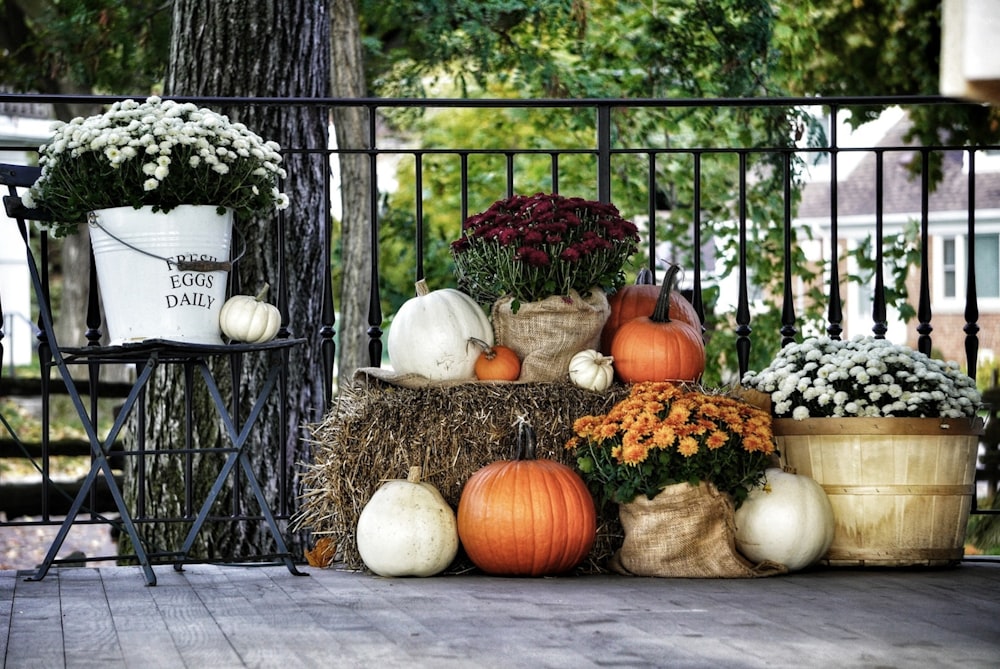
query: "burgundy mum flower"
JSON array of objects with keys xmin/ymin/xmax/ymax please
[
  {"xmin": 451, "ymin": 192, "xmax": 639, "ymax": 304},
  {"xmin": 516, "ymin": 246, "xmax": 551, "ymax": 266}
]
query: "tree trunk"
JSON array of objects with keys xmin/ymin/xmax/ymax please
[
  {"xmin": 121, "ymin": 0, "xmax": 331, "ymax": 560},
  {"xmin": 330, "ymin": 0, "xmax": 375, "ymax": 380}
]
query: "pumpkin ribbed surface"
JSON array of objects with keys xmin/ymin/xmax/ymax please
[
  {"xmin": 611, "ymin": 315, "xmax": 706, "ymax": 383},
  {"xmin": 608, "ymin": 264, "xmax": 705, "ymax": 382},
  {"xmin": 457, "ymin": 459, "xmax": 596, "ymax": 576},
  {"xmin": 388, "ymin": 280, "xmax": 493, "ymax": 381},
  {"xmin": 601, "ymin": 283, "xmax": 699, "ymax": 354}
]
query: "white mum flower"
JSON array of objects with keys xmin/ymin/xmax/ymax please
[{"xmin": 791, "ymin": 406, "xmax": 811, "ymax": 421}]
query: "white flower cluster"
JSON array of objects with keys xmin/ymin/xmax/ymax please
[
  {"xmin": 23, "ymin": 96, "xmax": 289, "ymax": 234},
  {"xmin": 742, "ymin": 336, "xmax": 982, "ymax": 420}
]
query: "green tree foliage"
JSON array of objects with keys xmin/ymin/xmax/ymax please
[
  {"xmin": 373, "ymin": 0, "xmax": 827, "ymax": 383},
  {"xmin": 0, "ymin": 0, "xmax": 170, "ymax": 95},
  {"xmin": 359, "ymin": 0, "xmax": 579, "ymax": 96},
  {"xmin": 774, "ymin": 0, "xmax": 1000, "ymax": 166},
  {"xmin": 2, "ymin": 0, "xmax": 985, "ymax": 382}
]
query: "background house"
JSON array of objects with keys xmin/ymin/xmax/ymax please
[
  {"xmin": 0, "ymin": 97, "xmax": 50, "ymax": 370},
  {"xmin": 795, "ymin": 107, "xmax": 1000, "ymax": 371}
]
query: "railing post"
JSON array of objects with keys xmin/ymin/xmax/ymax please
[
  {"xmin": 415, "ymin": 153, "xmax": 425, "ymax": 281},
  {"xmin": 827, "ymin": 104, "xmax": 843, "ymax": 338},
  {"xmin": 964, "ymin": 149, "xmax": 980, "ymax": 377},
  {"xmin": 367, "ymin": 103, "xmax": 384, "ymax": 367},
  {"xmin": 780, "ymin": 151, "xmax": 797, "ymax": 346},
  {"xmin": 917, "ymin": 149, "xmax": 933, "ymax": 356},
  {"xmin": 690, "ymin": 152, "xmax": 704, "ymax": 326},
  {"xmin": 320, "ymin": 156, "xmax": 337, "ymax": 408},
  {"xmin": 736, "ymin": 152, "xmax": 751, "ymax": 378},
  {"xmin": 596, "ymin": 103, "xmax": 612, "ymax": 203},
  {"xmin": 872, "ymin": 150, "xmax": 888, "ymax": 338}
]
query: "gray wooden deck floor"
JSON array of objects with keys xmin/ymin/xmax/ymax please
[{"xmin": 2, "ymin": 562, "xmax": 999, "ymax": 668}]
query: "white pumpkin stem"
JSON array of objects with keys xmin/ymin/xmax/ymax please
[
  {"xmin": 255, "ymin": 283, "xmax": 271, "ymax": 302},
  {"xmin": 407, "ymin": 466, "xmax": 422, "ymax": 482},
  {"xmin": 415, "ymin": 279, "xmax": 430, "ymax": 297}
]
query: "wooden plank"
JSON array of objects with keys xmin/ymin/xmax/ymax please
[
  {"xmin": 144, "ymin": 567, "xmax": 246, "ymax": 667},
  {"xmin": 101, "ymin": 567, "xmax": 186, "ymax": 667},
  {"xmin": 5, "ymin": 569, "xmax": 65, "ymax": 667},
  {"xmin": 57, "ymin": 569, "xmax": 126, "ymax": 666},
  {"xmin": 3, "ymin": 563, "xmax": 1000, "ymax": 668},
  {"xmin": 0, "ymin": 570, "xmax": 13, "ymax": 657},
  {"xmin": 178, "ymin": 565, "xmax": 337, "ymax": 667}
]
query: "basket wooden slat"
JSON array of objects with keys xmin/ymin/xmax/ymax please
[{"xmin": 774, "ymin": 417, "xmax": 984, "ymax": 567}]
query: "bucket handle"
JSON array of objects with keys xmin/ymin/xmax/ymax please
[{"xmin": 87, "ymin": 210, "xmax": 246, "ymax": 272}]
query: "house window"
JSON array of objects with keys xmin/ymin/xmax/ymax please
[
  {"xmin": 976, "ymin": 233, "xmax": 1000, "ymax": 298},
  {"xmin": 938, "ymin": 232, "xmax": 1000, "ymax": 303},
  {"xmin": 943, "ymin": 238, "xmax": 957, "ymax": 298},
  {"xmin": 967, "ymin": 149, "xmax": 1000, "ymax": 174}
]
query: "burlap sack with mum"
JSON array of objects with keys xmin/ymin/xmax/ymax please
[
  {"xmin": 609, "ymin": 481, "xmax": 786, "ymax": 578},
  {"xmin": 491, "ymin": 288, "xmax": 609, "ymax": 383}
]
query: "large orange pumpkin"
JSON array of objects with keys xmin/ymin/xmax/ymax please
[
  {"xmin": 457, "ymin": 421, "xmax": 596, "ymax": 576},
  {"xmin": 600, "ymin": 267, "xmax": 700, "ymax": 354},
  {"xmin": 611, "ymin": 265, "xmax": 706, "ymax": 383}
]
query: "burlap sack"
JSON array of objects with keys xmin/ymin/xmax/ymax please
[
  {"xmin": 609, "ymin": 481, "xmax": 787, "ymax": 578},
  {"xmin": 491, "ymin": 288, "xmax": 610, "ymax": 383}
]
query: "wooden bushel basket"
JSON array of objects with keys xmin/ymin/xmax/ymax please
[{"xmin": 774, "ymin": 417, "xmax": 984, "ymax": 567}]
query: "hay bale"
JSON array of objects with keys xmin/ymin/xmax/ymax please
[{"xmin": 294, "ymin": 371, "xmax": 630, "ymax": 573}]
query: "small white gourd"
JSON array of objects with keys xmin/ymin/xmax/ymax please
[
  {"xmin": 219, "ymin": 284, "xmax": 281, "ymax": 343},
  {"xmin": 568, "ymin": 349, "xmax": 614, "ymax": 391},
  {"xmin": 734, "ymin": 467, "xmax": 835, "ymax": 572},
  {"xmin": 387, "ymin": 279, "xmax": 493, "ymax": 381},
  {"xmin": 356, "ymin": 466, "xmax": 459, "ymax": 577}
]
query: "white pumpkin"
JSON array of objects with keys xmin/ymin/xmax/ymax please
[
  {"xmin": 735, "ymin": 467, "xmax": 835, "ymax": 572},
  {"xmin": 219, "ymin": 284, "xmax": 282, "ymax": 343},
  {"xmin": 356, "ymin": 466, "xmax": 459, "ymax": 577},
  {"xmin": 568, "ymin": 349, "xmax": 614, "ymax": 391},
  {"xmin": 388, "ymin": 279, "xmax": 493, "ymax": 381}
]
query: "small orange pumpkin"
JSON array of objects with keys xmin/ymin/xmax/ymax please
[
  {"xmin": 470, "ymin": 337, "xmax": 521, "ymax": 381},
  {"xmin": 600, "ymin": 267, "xmax": 700, "ymax": 354},
  {"xmin": 610, "ymin": 264, "xmax": 706, "ymax": 383},
  {"xmin": 457, "ymin": 420, "xmax": 596, "ymax": 576}
]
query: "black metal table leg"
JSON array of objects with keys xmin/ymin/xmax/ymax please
[
  {"xmin": 172, "ymin": 357, "xmax": 305, "ymax": 576},
  {"xmin": 27, "ymin": 357, "xmax": 161, "ymax": 586}
]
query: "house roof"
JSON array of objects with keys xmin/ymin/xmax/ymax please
[{"xmin": 796, "ymin": 112, "xmax": 1000, "ymax": 221}]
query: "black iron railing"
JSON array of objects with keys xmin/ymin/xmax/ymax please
[{"xmin": 1, "ymin": 93, "xmax": 997, "ymax": 549}]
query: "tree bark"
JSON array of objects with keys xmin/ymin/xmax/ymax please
[
  {"xmin": 330, "ymin": 0, "xmax": 374, "ymax": 379},
  {"xmin": 121, "ymin": 0, "xmax": 330, "ymax": 560}
]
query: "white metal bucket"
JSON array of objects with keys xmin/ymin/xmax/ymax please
[{"xmin": 88, "ymin": 205, "xmax": 233, "ymax": 345}]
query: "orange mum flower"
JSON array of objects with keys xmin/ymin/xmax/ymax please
[
  {"xmin": 706, "ymin": 430, "xmax": 728, "ymax": 450},
  {"xmin": 567, "ymin": 381, "xmax": 773, "ymax": 505},
  {"xmin": 677, "ymin": 435, "xmax": 699, "ymax": 457}
]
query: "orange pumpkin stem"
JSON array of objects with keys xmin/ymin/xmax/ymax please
[
  {"xmin": 650, "ymin": 264, "xmax": 682, "ymax": 323},
  {"xmin": 469, "ymin": 337, "xmax": 496, "ymax": 359},
  {"xmin": 635, "ymin": 267, "xmax": 655, "ymax": 285},
  {"xmin": 514, "ymin": 418, "xmax": 537, "ymax": 461}
]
